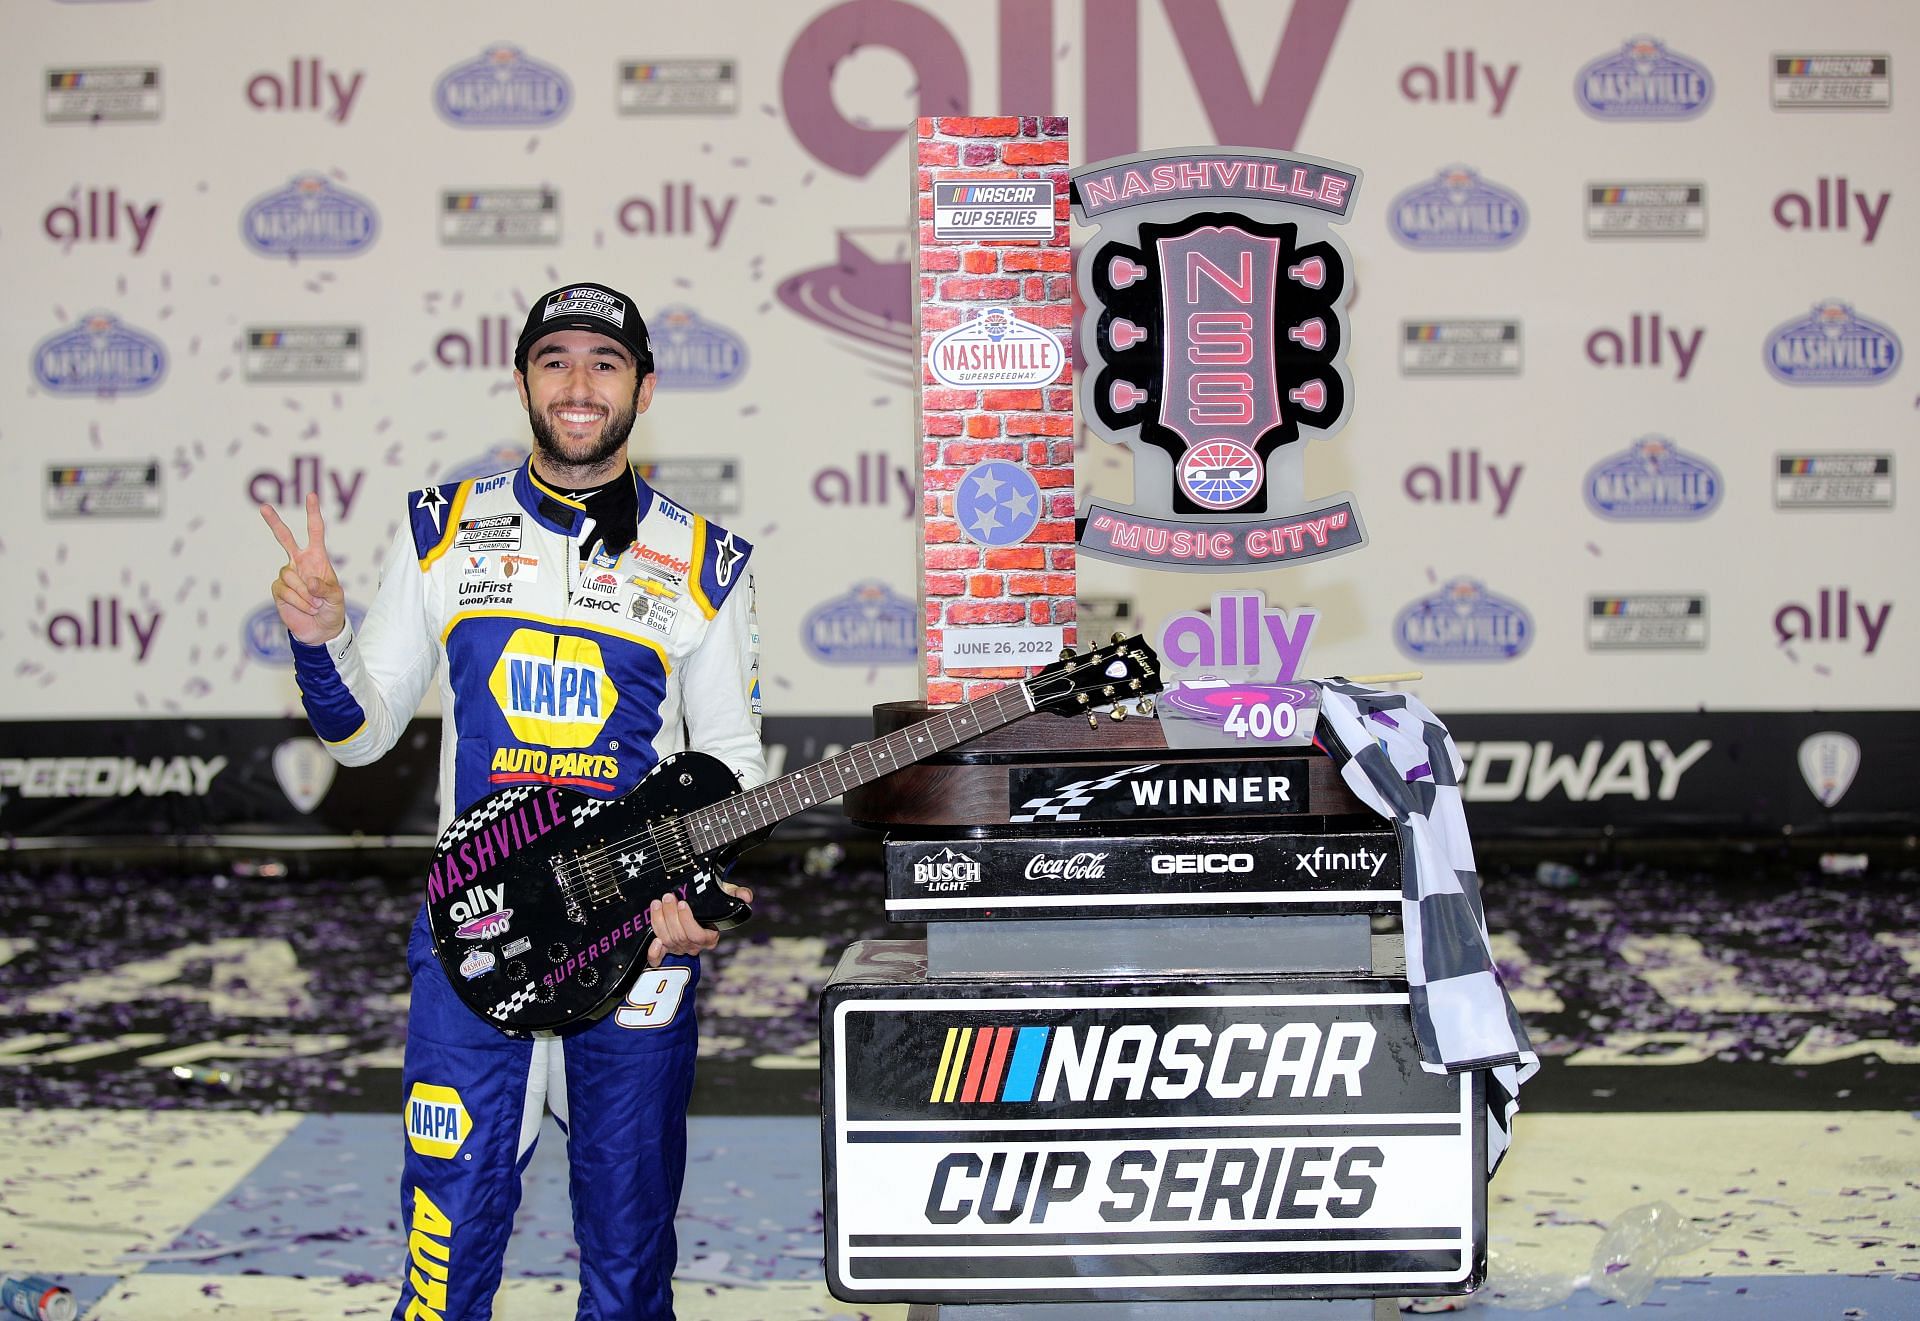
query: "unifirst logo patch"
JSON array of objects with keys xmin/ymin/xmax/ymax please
[
  {"xmin": 407, "ymin": 1082, "xmax": 470, "ymax": 1159},
  {"xmin": 488, "ymin": 628, "xmax": 617, "ymax": 747}
]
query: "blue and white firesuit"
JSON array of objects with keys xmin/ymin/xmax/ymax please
[{"xmin": 290, "ymin": 461, "xmax": 763, "ymax": 1321}]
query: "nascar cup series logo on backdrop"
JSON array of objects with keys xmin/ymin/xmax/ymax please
[
  {"xmin": 1071, "ymin": 147, "xmax": 1365, "ymax": 573},
  {"xmin": 33, "ymin": 312, "xmax": 166, "ymax": 395},
  {"xmin": 1576, "ymin": 36, "xmax": 1713, "ymax": 119},
  {"xmin": 434, "ymin": 45, "xmax": 570, "ymax": 126},
  {"xmin": 1764, "ymin": 301, "xmax": 1902, "ymax": 385},
  {"xmin": 1396, "ymin": 577, "xmax": 1532, "ymax": 662},
  {"xmin": 1584, "ymin": 437, "xmax": 1722, "ymax": 520},
  {"xmin": 1389, "ymin": 166, "xmax": 1526, "ymax": 250},
  {"xmin": 240, "ymin": 175, "xmax": 378, "ymax": 258}
]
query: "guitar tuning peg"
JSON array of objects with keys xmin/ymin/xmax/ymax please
[
  {"xmin": 1129, "ymin": 679, "xmax": 1141, "ymax": 690},
  {"xmin": 1086, "ymin": 712, "xmax": 1098, "ymax": 729},
  {"xmin": 1060, "ymin": 646, "xmax": 1076, "ymax": 659},
  {"xmin": 1110, "ymin": 631, "xmax": 1126, "ymax": 643},
  {"xmin": 1139, "ymin": 697, "xmax": 1156, "ymax": 717},
  {"xmin": 1111, "ymin": 705, "xmax": 1127, "ymax": 721}
]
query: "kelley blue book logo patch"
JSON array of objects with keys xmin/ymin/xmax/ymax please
[
  {"xmin": 33, "ymin": 312, "xmax": 166, "ymax": 395},
  {"xmin": 1764, "ymin": 301, "xmax": 1901, "ymax": 385},
  {"xmin": 1395, "ymin": 577, "xmax": 1532, "ymax": 662},
  {"xmin": 435, "ymin": 45, "xmax": 571, "ymax": 127},
  {"xmin": 1389, "ymin": 166, "xmax": 1526, "ymax": 250},
  {"xmin": 1576, "ymin": 36, "xmax": 1713, "ymax": 119},
  {"xmin": 241, "ymin": 175, "xmax": 378, "ymax": 258},
  {"xmin": 1585, "ymin": 437, "xmax": 1722, "ymax": 520}
]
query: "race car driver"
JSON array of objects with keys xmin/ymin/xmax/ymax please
[{"xmin": 261, "ymin": 281, "xmax": 763, "ymax": 1321}]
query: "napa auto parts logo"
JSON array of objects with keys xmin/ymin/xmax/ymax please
[
  {"xmin": 1071, "ymin": 147, "xmax": 1365, "ymax": 574},
  {"xmin": 240, "ymin": 174, "xmax": 378, "ymax": 257},
  {"xmin": 434, "ymin": 44, "xmax": 570, "ymax": 127},
  {"xmin": 1584, "ymin": 436, "xmax": 1722, "ymax": 520},
  {"xmin": 1396, "ymin": 577, "xmax": 1532, "ymax": 662},
  {"xmin": 1576, "ymin": 36, "xmax": 1713, "ymax": 119},
  {"xmin": 33, "ymin": 312, "xmax": 166, "ymax": 395},
  {"xmin": 1389, "ymin": 165, "xmax": 1526, "ymax": 250},
  {"xmin": 1764, "ymin": 301, "xmax": 1901, "ymax": 385}
]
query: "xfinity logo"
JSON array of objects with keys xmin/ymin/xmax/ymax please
[
  {"xmin": 914, "ymin": 846, "xmax": 981, "ymax": 891},
  {"xmin": 1151, "ymin": 853, "xmax": 1254, "ymax": 875},
  {"xmin": 1294, "ymin": 846, "xmax": 1389, "ymax": 879}
]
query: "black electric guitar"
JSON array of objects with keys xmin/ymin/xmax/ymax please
[{"xmin": 427, "ymin": 636, "xmax": 1162, "ymax": 1031}]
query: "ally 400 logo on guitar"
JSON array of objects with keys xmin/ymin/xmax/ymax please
[
  {"xmin": 426, "ymin": 638, "xmax": 1162, "ymax": 1031},
  {"xmin": 1071, "ymin": 147, "xmax": 1365, "ymax": 574}
]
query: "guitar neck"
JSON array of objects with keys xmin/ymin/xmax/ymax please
[{"xmin": 678, "ymin": 681, "xmax": 1036, "ymax": 854}]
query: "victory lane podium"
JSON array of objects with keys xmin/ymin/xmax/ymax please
[{"xmin": 823, "ymin": 706, "xmax": 1486, "ymax": 1317}]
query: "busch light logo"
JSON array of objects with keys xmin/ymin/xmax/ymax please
[
  {"xmin": 439, "ymin": 444, "xmax": 530, "ymax": 484},
  {"xmin": 650, "ymin": 305, "xmax": 747, "ymax": 389},
  {"xmin": 244, "ymin": 602, "xmax": 367, "ymax": 665},
  {"xmin": 1585, "ymin": 437, "xmax": 1722, "ymax": 520},
  {"xmin": 435, "ymin": 45, "xmax": 571, "ymax": 127},
  {"xmin": 1764, "ymin": 301, "xmax": 1902, "ymax": 385},
  {"xmin": 1395, "ymin": 577, "xmax": 1532, "ymax": 662},
  {"xmin": 1389, "ymin": 166, "xmax": 1526, "ymax": 249},
  {"xmin": 1577, "ymin": 36, "xmax": 1713, "ymax": 119},
  {"xmin": 33, "ymin": 312, "xmax": 166, "ymax": 395},
  {"xmin": 241, "ymin": 175, "xmax": 378, "ymax": 258},
  {"xmin": 803, "ymin": 581, "xmax": 918, "ymax": 665}
]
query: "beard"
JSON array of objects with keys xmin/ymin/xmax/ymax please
[{"xmin": 526, "ymin": 384, "xmax": 640, "ymax": 473}]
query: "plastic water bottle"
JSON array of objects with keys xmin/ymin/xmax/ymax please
[{"xmin": 1, "ymin": 1276, "xmax": 76, "ymax": 1321}]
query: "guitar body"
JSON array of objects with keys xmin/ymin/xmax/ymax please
[{"xmin": 426, "ymin": 750, "xmax": 756, "ymax": 1033}]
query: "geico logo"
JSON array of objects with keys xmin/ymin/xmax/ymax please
[
  {"xmin": 404, "ymin": 1186, "xmax": 455, "ymax": 1319},
  {"xmin": 487, "ymin": 629, "xmax": 617, "ymax": 748},
  {"xmin": 575, "ymin": 596, "xmax": 620, "ymax": 612},
  {"xmin": 1150, "ymin": 853, "xmax": 1254, "ymax": 874}
]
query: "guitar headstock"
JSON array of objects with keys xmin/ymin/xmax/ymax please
[{"xmin": 1025, "ymin": 634, "xmax": 1164, "ymax": 719}]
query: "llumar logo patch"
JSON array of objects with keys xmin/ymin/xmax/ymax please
[
  {"xmin": 406, "ymin": 1082, "xmax": 470, "ymax": 1159},
  {"xmin": 487, "ymin": 628, "xmax": 617, "ymax": 747}
]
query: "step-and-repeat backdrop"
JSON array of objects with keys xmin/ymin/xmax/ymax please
[{"xmin": 3, "ymin": 1, "xmax": 1914, "ymax": 838}]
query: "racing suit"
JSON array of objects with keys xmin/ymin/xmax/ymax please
[{"xmin": 289, "ymin": 460, "xmax": 763, "ymax": 1321}]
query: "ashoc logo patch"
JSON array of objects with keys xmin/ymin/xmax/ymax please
[
  {"xmin": 407, "ymin": 1082, "xmax": 470, "ymax": 1159},
  {"xmin": 488, "ymin": 628, "xmax": 617, "ymax": 747}
]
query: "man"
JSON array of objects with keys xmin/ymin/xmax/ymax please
[{"xmin": 261, "ymin": 281, "xmax": 763, "ymax": 1321}]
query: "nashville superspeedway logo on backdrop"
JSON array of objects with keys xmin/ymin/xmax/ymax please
[{"xmin": 485, "ymin": 628, "xmax": 620, "ymax": 785}]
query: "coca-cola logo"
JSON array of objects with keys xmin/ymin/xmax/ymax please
[{"xmin": 1023, "ymin": 852, "xmax": 1109, "ymax": 881}]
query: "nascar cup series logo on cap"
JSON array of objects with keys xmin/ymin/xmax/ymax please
[
  {"xmin": 240, "ymin": 175, "xmax": 378, "ymax": 258},
  {"xmin": 544, "ymin": 286, "xmax": 625, "ymax": 328},
  {"xmin": 406, "ymin": 1082, "xmax": 470, "ymax": 1159},
  {"xmin": 651, "ymin": 305, "xmax": 747, "ymax": 389},
  {"xmin": 435, "ymin": 44, "xmax": 570, "ymax": 127},
  {"xmin": 1764, "ymin": 301, "xmax": 1901, "ymax": 385},
  {"xmin": 1584, "ymin": 437, "xmax": 1722, "ymax": 520},
  {"xmin": 33, "ymin": 312, "xmax": 166, "ymax": 395},
  {"xmin": 1576, "ymin": 36, "xmax": 1713, "ymax": 119},
  {"xmin": 1389, "ymin": 166, "xmax": 1526, "ymax": 250},
  {"xmin": 1395, "ymin": 576, "xmax": 1532, "ymax": 662}
]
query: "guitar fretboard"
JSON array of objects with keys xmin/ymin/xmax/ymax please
[{"xmin": 681, "ymin": 682, "xmax": 1034, "ymax": 853}]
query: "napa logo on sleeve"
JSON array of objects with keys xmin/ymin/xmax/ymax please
[
  {"xmin": 406, "ymin": 1082, "xmax": 470, "ymax": 1159},
  {"xmin": 1388, "ymin": 166, "xmax": 1526, "ymax": 250},
  {"xmin": 487, "ymin": 628, "xmax": 617, "ymax": 746},
  {"xmin": 650, "ymin": 305, "xmax": 748, "ymax": 389},
  {"xmin": 240, "ymin": 174, "xmax": 378, "ymax": 257},
  {"xmin": 33, "ymin": 312, "xmax": 166, "ymax": 395},
  {"xmin": 434, "ymin": 44, "xmax": 571, "ymax": 126},
  {"xmin": 1764, "ymin": 301, "xmax": 1901, "ymax": 385},
  {"xmin": 1576, "ymin": 36, "xmax": 1713, "ymax": 119},
  {"xmin": 1395, "ymin": 576, "xmax": 1532, "ymax": 662},
  {"xmin": 1584, "ymin": 436, "xmax": 1723, "ymax": 520}
]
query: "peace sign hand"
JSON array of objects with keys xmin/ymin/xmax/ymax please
[{"xmin": 261, "ymin": 492, "xmax": 347, "ymax": 646}]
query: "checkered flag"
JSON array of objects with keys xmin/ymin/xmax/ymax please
[
  {"xmin": 438, "ymin": 785, "xmax": 539, "ymax": 847},
  {"xmin": 1314, "ymin": 681, "xmax": 1539, "ymax": 1177},
  {"xmin": 1010, "ymin": 763, "xmax": 1161, "ymax": 823}
]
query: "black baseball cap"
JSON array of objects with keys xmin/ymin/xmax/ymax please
[{"xmin": 514, "ymin": 282, "xmax": 654, "ymax": 374}]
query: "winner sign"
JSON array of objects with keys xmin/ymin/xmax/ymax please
[{"xmin": 1072, "ymin": 149, "xmax": 1365, "ymax": 572}]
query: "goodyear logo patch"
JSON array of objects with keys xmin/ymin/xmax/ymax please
[
  {"xmin": 406, "ymin": 1082, "xmax": 470, "ymax": 1159},
  {"xmin": 487, "ymin": 628, "xmax": 617, "ymax": 747}
]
